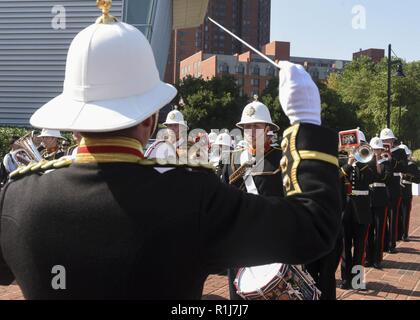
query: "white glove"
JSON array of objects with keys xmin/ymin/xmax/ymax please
[{"xmin": 278, "ymin": 61, "xmax": 321, "ymax": 126}]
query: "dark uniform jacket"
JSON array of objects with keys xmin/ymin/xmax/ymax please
[
  {"xmin": 387, "ymin": 147, "xmax": 408, "ymax": 200},
  {"xmin": 401, "ymin": 161, "xmax": 420, "ymax": 200},
  {"xmin": 224, "ymin": 146, "xmax": 284, "ymax": 197},
  {"xmin": 0, "ymin": 124, "xmax": 341, "ymax": 300},
  {"xmin": 368, "ymin": 158, "xmax": 392, "ymax": 208},
  {"xmin": 341, "ymin": 162, "xmax": 375, "ymax": 225}
]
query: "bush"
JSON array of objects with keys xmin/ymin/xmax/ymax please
[
  {"xmin": 0, "ymin": 127, "xmax": 30, "ymax": 159},
  {"xmin": 412, "ymin": 149, "xmax": 420, "ymax": 164}
]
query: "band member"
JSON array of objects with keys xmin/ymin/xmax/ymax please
[
  {"xmin": 2, "ymin": 136, "xmax": 24, "ymax": 174},
  {"xmin": 145, "ymin": 108, "xmax": 188, "ymax": 162},
  {"xmin": 340, "ymin": 130, "xmax": 375, "ymax": 290},
  {"xmin": 380, "ymin": 128, "xmax": 408, "ymax": 253},
  {"xmin": 38, "ymin": 129, "xmax": 65, "ymax": 161},
  {"xmin": 399, "ymin": 144, "xmax": 420, "ymax": 241},
  {"xmin": 66, "ymin": 132, "xmax": 83, "ymax": 159},
  {"xmin": 224, "ymin": 99, "xmax": 284, "ymax": 300},
  {"xmin": 366, "ymin": 137, "xmax": 392, "ymax": 269},
  {"xmin": 209, "ymin": 132, "xmax": 232, "ymax": 179},
  {"xmin": 0, "ymin": 9, "xmax": 340, "ymax": 299}
]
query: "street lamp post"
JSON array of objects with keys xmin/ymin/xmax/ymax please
[{"xmin": 386, "ymin": 44, "xmax": 405, "ymax": 131}]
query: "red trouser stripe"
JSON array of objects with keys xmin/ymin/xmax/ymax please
[
  {"xmin": 406, "ymin": 200, "xmax": 412, "ymax": 235},
  {"xmin": 381, "ymin": 207, "xmax": 388, "ymax": 258},
  {"xmin": 362, "ymin": 225, "xmax": 370, "ymax": 267},
  {"xmin": 395, "ymin": 197, "xmax": 403, "ymax": 239}
]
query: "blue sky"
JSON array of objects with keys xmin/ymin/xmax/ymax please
[{"xmin": 271, "ymin": 0, "xmax": 420, "ymax": 62}]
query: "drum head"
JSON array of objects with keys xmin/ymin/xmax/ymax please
[{"xmin": 237, "ymin": 263, "xmax": 283, "ymax": 294}]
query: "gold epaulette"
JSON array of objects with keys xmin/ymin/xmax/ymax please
[{"xmin": 9, "ymin": 159, "xmax": 73, "ymax": 181}]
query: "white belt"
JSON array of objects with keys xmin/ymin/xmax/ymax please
[
  {"xmin": 393, "ymin": 173, "xmax": 402, "ymax": 177},
  {"xmin": 351, "ymin": 190, "xmax": 369, "ymax": 196},
  {"xmin": 370, "ymin": 183, "xmax": 386, "ymax": 188},
  {"xmin": 402, "ymin": 180, "xmax": 412, "ymax": 185}
]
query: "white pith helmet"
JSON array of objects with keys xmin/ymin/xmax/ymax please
[
  {"xmin": 38, "ymin": 129, "xmax": 65, "ymax": 139},
  {"xmin": 236, "ymin": 101, "xmax": 279, "ymax": 132},
  {"xmin": 358, "ymin": 129, "xmax": 367, "ymax": 143},
  {"xmin": 213, "ymin": 133, "xmax": 232, "ymax": 148},
  {"xmin": 399, "ymin": 142, "xmax": 412, "ymax": 156},
  {"xmin": 208, "ymin": 132, "xmax": 218, "ymax": 144},
  {"xmin": 163, "ymin": 109, "xmax": 189, "ymax": 129},
  {"xmin": 370, "ymin": 137, "xmax": 385, "ymax": 150},
  {"xmin": 30, "ymin": 19, "xmax": 177, "ymax": 132},
  {"xmin": 380, "ymin": 128, "xmax": 397, "ymax": 141}
]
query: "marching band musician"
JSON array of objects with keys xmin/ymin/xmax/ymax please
[
  {"xmin": 340, "ymin": 130, "xmax": 375, "ymax": 290},
  {"xmin": 366, "ymin": 137, "xmax": 392, "ymax": 269},
  {"xmin": 2, "ymin": 136, "xmax": 25, "ymax": 174},
  {"xmin": 223, "ymin": 98, "xmax": 284, "ymax": 300},
  {"xmin": 209, "ymin": 132, "xmax": 232, "ymax": 180},
  {"xmin": 38, "ymin": 129, "xmax": 65, "ymax": 161},
  {"xmin": 380, "ymin": 128, "xmax": 408, "ymax": 253},
  {"xmin": 399, "ymin": 144, "xmax": 420, "ymax": 241},
  {"xmin": 145, "ymin": 108, "xmax": 188, "ymax": 163},
  {"xmin": 0, "ymin": 3, "xmax": 341, "ymax": 299}
]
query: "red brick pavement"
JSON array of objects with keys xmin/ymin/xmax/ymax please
[
  {"xmin": 202, "ymin": 197, "xmax": 420, "ymax": 301},
  {"xmin": 1, "ymin": 198, "xmax": 419, "ymax": 300}
]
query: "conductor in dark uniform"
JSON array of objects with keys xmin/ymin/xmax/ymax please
[
  {"xmin": 0, "ymin": 5, "xmax": 341, "ymax": 299},
  {"xmin": 340, "ymin": 131, "xmax": 375, "ymax": 290}
]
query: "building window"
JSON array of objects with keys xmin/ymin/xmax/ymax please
[
  {"xmin": 266, "ymin": 66, "xmax": 275, "ymax": 77},
  {"xmin": 251, "ymin": 79, "xmax": 260, "ymax": 87},
  {"xmin": 235, "ymin": 77, "xmax": 244, "ymax": 86},
  {"xmin": 124, "ymin": 0, "xmax": 157, "ymax": 39},
  {"xmin": 218, "ymin": 63, "xmax": 229, "ymax": 74},
  {"xmin": 252, "ymin": 65, "xmax": 260, "ymax": 76},
  {"xmin": 235, "ymin": 64, "xmax": 245, "ymax": 74}
]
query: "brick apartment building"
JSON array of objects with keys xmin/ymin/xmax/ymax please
[
  {"xmin": 165, "ymin": 0, "xmax": 271, "ymax": 83},
  {"xmin": 179, "ymin": 41, "xmax": 290, "ymax": 97},
  {"xmin": 353, "ymin": 48, "xmax": 385, "ymax": 63}
]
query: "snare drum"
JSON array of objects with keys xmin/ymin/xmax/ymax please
[{"xmin": 234, "ymin": 263, "xmax": 321, "ymax": 300}]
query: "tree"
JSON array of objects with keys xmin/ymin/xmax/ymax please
[
  {"xmin": 331, "ymin": 56, "xmax": 420, "ymax": 147},
  {"xmin": 174, "ymin": 75, "xmax": 247, "ymax": 131}
]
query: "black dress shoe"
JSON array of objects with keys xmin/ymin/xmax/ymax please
[
  {"xmin": 402, "ymin": 237, "xmax": 409, "ymax": 242},
  {"xmin": 373, "ymin": 263, "xmax": 382, "ymax": 269},
  {"xmin": 340, "ymin": 282, "xmax": 351, "ymax": 290},
  {"xmin": 365, "ymin": 261, "xmax": 373, "ymax": 268},
  {"xmin": 388, "ymin": 248, "xmax": 398, "ymax": 254}
]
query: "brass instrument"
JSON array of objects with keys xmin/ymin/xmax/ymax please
[
  {"xmin": 353, "ymin": 144, "xmax": 374, "ymax": 164},
  {"xmin": 339, "ymin": 129, "xmax": 374, "ymax": 164},
  {"xmin": 11, "ymin": 133, "xmax": 43, "ymax": 167},
  {"xmin": 229, "ymin": 158, "xmax": 256, "ymax": 185}
]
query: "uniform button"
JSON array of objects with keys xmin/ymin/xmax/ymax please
[
  {"xmin": 283, "ymin": 175, "xmax": 291, "ymax": 192},
  {"xmin": 280, "ymin": 156, "xmax": 288, "ymax": 172},
  {"xmin": 281, "ymin": 138, "xmax": 289, "ymax": 153}
]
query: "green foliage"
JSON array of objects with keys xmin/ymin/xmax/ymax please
[
  {"xmin": 333, "ymin": 56, "xmax": 420, "ymax": 147},
  {"xmin": 260, "ymin": 78, "xmax": 289, "ymax": 132},
  {"xmin": 0, "ymin": 127, "xmax": 30, "ymax": 159},
  {"xmin": 175, "ymin": 75, "xmax": 247, "ymax": 131},
  {"xmin": 412, "ymin": 149, "xmax": 420, "ymax": 162}
]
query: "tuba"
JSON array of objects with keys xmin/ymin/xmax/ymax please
[{"xmin": 11, "ymin": 133, "xmax": 43, "ymax": 167}]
